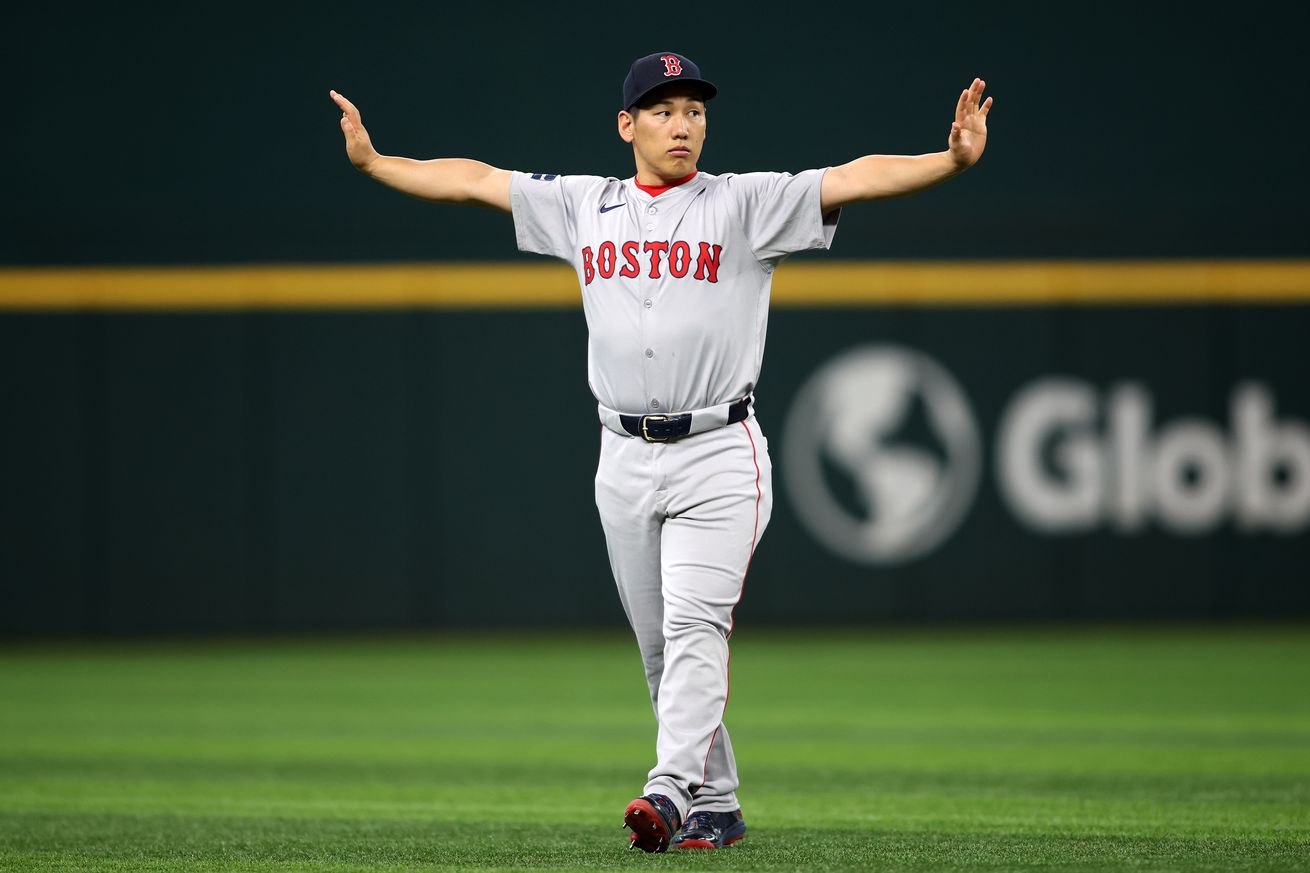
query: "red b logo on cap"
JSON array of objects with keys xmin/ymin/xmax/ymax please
[{"xmin": 660, "ymin": 55, "xmax": 682, "ymax": 77}]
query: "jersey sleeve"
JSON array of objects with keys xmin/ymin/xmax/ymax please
[
  {"xmin": 725, "ymin": 168, "xmax": 840, "ymax": 266},
  {"xmin": 509, "ymin": 171, "xmax": 594, "ymax": 261}
]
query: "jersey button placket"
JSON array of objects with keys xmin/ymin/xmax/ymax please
[{"xmin": 639, "ymin": 194, "xmax": 662, "ymax": 416}]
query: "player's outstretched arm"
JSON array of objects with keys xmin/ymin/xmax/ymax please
[
  {"xmin": 330, "ymin": 90, "xmax": 511, "ymax": 213},
  {"xmin": 820, "ymin": 78, "xmax": 992, "ymax": 213}
]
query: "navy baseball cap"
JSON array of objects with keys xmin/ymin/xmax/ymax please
[{"xmin": 622, "ymin": 52, "xmax": 717, "ymax": 110}]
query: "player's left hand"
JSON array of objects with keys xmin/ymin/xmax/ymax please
[{"xmin": 948, "ymin": 78, "xmax": 992, "ymax": 170}]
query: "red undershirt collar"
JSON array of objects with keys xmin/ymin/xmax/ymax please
[{"xmin": 634, "ymin": 171, "xmax": 698, "ymax": 197}]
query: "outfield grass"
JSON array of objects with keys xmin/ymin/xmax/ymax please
[{"xmin": 0, "ymin": 627, "xmax": 1307, "ymax": 871}]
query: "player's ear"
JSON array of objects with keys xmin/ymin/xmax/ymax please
[{"xmin": 618, "ymin": 110, "xmax": 636, "ymax": 144}]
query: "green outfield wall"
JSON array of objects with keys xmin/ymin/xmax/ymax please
[
  {"xmin": 3, "ymin": 263, "xmax": 1308, "ymax": 635},
  {"xmin": 4, "ymin": 2, "xmax": 1309, "ymax": 634},
  {"xmin": 5, "ymin": 2, "xmax": 1307, "ymax": 265}
]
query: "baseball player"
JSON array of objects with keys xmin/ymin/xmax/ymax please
[{"xmin": 330, "ymin": 52, "xmax": 991, "ymax": 852}]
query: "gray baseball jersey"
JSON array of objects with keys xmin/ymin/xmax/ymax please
[{"xmin": 510, "ymin": 169, "xmax": 840, "ymax": 415}]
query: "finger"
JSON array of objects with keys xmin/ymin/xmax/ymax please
[
  {"xmin": 981, "ymin": 95, "xmax": 993, "ymax": 117},
  {"xmin": 955, "ymin": 88, "xmax": 969, "ymax": 123},
  {"xmin": 331, "ymin": 90, "xmax": 361, "ymax": 121}
]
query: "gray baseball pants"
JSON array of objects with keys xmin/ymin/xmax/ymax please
[{"xmin": 594, "ymin": 415, "xmax": 773, "ymax": 820}]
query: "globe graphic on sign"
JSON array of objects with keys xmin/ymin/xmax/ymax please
[{"xmin": 782, "ymin": 345, "xmax": 981, "ymax": 564}]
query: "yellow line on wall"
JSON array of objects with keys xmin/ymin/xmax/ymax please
[
  {"xmin": 1, "ymin": 261, "xmax": 1309, "ymax": 310},
  {"xmin": 775, "ymin": 260, "xmax": 1310, "ymax": 305},
  {"xmin": 0, "ymin": 264, "xmax": 580, "ymax": 310}
]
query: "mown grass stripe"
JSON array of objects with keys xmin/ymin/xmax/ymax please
[{"xmin": 0, "ymin": 629, "xmax": 1307, "ymax": 871}]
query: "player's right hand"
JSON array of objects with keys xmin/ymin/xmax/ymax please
[{"xmin": 330, "ymin": 90, "xmax": 380, "ymax": 172}]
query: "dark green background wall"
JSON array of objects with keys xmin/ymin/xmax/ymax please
[
  {"xmin": 4, "ymin": 301, "xmax": 1309, "ymax": 635},
  {"xmin": 4, "ymin": 2, "xmax": 1310, "ymax": 634},
  {"xmin": 5, "ymin": 1, "xmax": 1307, "ymax": 265}
]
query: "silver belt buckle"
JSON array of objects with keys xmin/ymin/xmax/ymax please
[{"xmin": 640, "ymin": 415, "xmax": 670, "ymax": 442}]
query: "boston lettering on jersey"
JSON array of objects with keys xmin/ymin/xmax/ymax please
[{"xmin": 580, "ymin": 240, "xmax": 723, "ymax": 286}]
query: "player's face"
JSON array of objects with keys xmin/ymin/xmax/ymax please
[{"xmin": 619, "ymin": 86, "xmax": 707, "ymax": 184}]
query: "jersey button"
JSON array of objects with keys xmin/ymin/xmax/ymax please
[
  {"xmin": 645, "ymin": 348, "xmax": 654, "ymax": 358},
  {"xmin": 643, "ymin": 298, "xmax": 653, "ymax": 309},
  {"xmin": 645, "ymin": 223, "xmax": 655, "ymax": 231},
  {"xmin": 647, "ymin": 206, "xmax": 657, "ymax": 215},
  {"xmin": 650, "ymin": 399, "xmax": 660, "ymax": 409}
]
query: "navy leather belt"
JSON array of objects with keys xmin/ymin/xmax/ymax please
[{"xmin": 618, "ymin": 396, "xmax": 751, "ymax": 443}]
